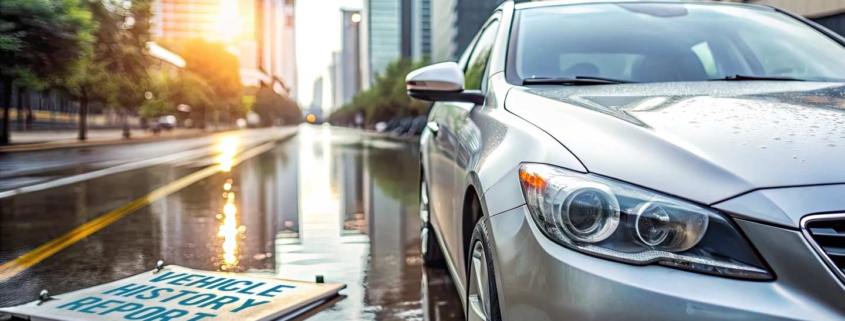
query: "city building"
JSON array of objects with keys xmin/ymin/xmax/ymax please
[
  {"xmin": 151, "ymin": 0, "xmax": 297, "ymax": 97},
  {"xmin": 329, "ymin": 51, "xmax": 344, "ymax": 110},
  {"xmin": 360, "ymin": 0, "xmax": 413, "ymax": 88},
  {"xmin": 271, "ymin": 0, "xmax": 298, "ymax": 100},
  {"xmin": 411, "ymin": 0, "xmax": 432, "ymax": 61},
  {"xmin": 151, "ymin": 0, "xmax": 221, "ymax": 40},
  {"xmin": 431, "ymin": 0, "xmax": 528, "ymax": 62},
  {"xmin": 308, "ymin": 76, "xmax": 324, "ymax": 120},
  {"xmin": 337, "ymin": 10, "xmax": 362, "ymax": 108},
  {"xmin": 312, "ymin": 76, "xmax": 323, "ymax": 109},
  {"xmin": 249, "ymin": 0, "xmax": 297, "ymax": 96}
]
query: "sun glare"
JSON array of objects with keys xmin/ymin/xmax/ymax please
[{"xmin": 217, "ymin": 0, "xmax": 240, "ymax": 43}]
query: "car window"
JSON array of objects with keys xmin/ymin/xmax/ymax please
[
  {"xmin": 556, "ymin": 53, "xmax": 643, "ymax": 80},
  {"xmin": 736, "ymin": 30, "xmax": 814, "ymax": 78},
  {"xmin": 465, "ymin": 20, "xmax": 500, "ymax": 91},
  {"xmin": 690, "ymin": 42, "xmax": 718, "ymax": 78},
  {"xmin": 514, "ymin": 3, "xmax": 845, "ymax": 83}
]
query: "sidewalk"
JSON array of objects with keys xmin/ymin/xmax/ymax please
[{"xmin": 1, "ymin": 128, "xmax": 215, "ymax": 152}]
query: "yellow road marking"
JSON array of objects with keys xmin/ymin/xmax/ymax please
[{"xmin": 0, "ymin": 141, "xmax": 281, "ymax": 282}]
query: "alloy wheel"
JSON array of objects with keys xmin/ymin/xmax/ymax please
[{"xmin": 468, "ymin": 241, "xmax": 491, "ymax": 321}]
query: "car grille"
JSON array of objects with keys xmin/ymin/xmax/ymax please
[{"xmin": 801, "ymin": 214, "xmax": 845, "ymax": 283}]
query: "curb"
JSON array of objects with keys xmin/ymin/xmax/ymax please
[{"xmin": 0, "ymin": 130, "xmax": 236, "ymax": 153}]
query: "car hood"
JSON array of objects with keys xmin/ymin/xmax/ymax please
[{"xmin": 506, "ymin": 81, "xmax": 845, "ymax": 212}]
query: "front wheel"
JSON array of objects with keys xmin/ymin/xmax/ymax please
[
  {"xmin": 421, "ymin": 179, "xmax": 445, "ymax": 267},
  {"xmin": 467, "ymin": 220, "xmax": 502, "ymax": 321}
]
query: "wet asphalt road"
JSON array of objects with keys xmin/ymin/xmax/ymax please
[{"xmin": 0, "ymin": 125, "xmax": 463, "ymax": 320}]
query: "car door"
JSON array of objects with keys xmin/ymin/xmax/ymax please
[
  {"xmin": 424, "ymin": 26, "xmax": 485, "ymax": 269},
  {"xmin": 425, "ymin": 99, "xmax": 456, "ymax": 251},
  {"xmin": 443, "ymin": 16, "xmax": 502, "ymax": 272}
]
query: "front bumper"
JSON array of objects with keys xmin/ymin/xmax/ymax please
[{"xmin": 487, "ymin": 205, "xmax": 845, "ymax": 321}]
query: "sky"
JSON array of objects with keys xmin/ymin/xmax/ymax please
[{"xmin": 295, "ymin": 0, "xmax": 362, "ymax": 110}]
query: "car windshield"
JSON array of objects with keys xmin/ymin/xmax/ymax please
[{"xmin": 514, "ymin": 3, "xmax": 845, "ymax": 83}]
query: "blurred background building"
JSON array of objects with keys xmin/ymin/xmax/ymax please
[
  {"xmin": 340, "ymin": 10, "xmax": 362, "ymax": 107},
  {"xmin": 359, "ymin": 0, "xmax": 403, "ymax": 90},
  {"xmin": 151, "ymin": 0, "xmax": 297, "ymax": 97},
  {"xmin": 151, "ymin": 0, "xmax": 219, "ymax": 39},
  {"xmin": 308, "ymin": 76, "xmax": 324, "ymax": 121},
  {"xmin": 411, "ymin": 0, "xmax": 432, "ymax": 61}
]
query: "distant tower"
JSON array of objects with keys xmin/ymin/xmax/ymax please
[
  {"xmin": 340, "ymin": 10, "xmax": 362, "ymax": 106},
  {"xmin": 411, "ymin": 0, "xmax": 431, "ymax": 61}
]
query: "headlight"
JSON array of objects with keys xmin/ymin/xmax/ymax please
[{"xmin": 519, "ymin": 163, "xmax": 771, "ymax": 280}]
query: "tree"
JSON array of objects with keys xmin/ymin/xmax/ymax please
[
  {"xmin": 100, "ymin": 0, "xmax": 155, "ymax": 137},
  {"xmin": 163, "ymin": 38, "xmax": 243, "ymax": 122},
  {"xmin": 138, "ymin": 71, "xmax": 172, "ymax": 118},
  {"xmin": 0, "ymin": 0, "xmax": 93, "ymax": 144},
  {"xmin": 252, "ymin": 86, "xmax": 302, "ymax": 127},
  {"xmin": 330, "ymin": 57, "xmax": 431, "ymax": 126},
  {"xmin": 170, "ymin": 71, "xmax": 215, "ymax": 127},
  {"xmin": 63, "ymin": 0, "xmax": 121, "ymax": 141}
]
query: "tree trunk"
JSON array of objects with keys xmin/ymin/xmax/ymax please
[
  {"xmin": 16, "ymin": 86, "xmax": 23, "ymax": 131},
  {"xmin": 1, "ymin": 77, "xmax": 12, "ymax": 145},
  {"xmin": 19, "ymin": 87, "xmax": 29, "ymax": 131},
  {"xmin": 122, "ymin": 109, "xmax": 130, "ymax": 138},
  {"xmin": 78, "ymin": 91, "xmax": 88, "ymax": 141}
]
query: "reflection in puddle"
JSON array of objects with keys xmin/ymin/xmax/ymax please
[
  {"xmin": 217, "ymin": 178, "xmax": 245, "ymax": 271},
  {"xmin": 284, "ymin": 126, "xmax": 463, "ymax": 321},
  {"xmin": 216, "ymin": 136, "xmax": 238, "ymax": 172}
]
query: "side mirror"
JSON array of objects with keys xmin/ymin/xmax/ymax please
[{"xmin": 406, "ymin": 62, "xmax": 485, "ymax": 105}]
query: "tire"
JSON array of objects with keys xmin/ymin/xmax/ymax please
[
  {"xmin": 466, "ymin": 219, "xmax": 503, "ymax": 321},
  {"xmin": 421, "ymin": 178, "xmax": 445, "ymax": 267}
]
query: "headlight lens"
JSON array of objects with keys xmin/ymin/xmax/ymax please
[{"xmin": 519, "ymin": 163, "xmax": 771, "ymax": 280}]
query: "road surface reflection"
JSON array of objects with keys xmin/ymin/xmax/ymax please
[{"xmin": 0, "ymin": 125, "xmax": 464, "ymax": 320}]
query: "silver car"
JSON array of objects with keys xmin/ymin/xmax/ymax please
[{"xmin": 408, "ymin": 1, "xmax": 845, "ymax": 320}]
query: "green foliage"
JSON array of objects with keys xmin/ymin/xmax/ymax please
[
  {"xmin": 331, "ymin": 57, "xmax": 431, "ymax": 126},
  {"xmin": 111, "ymin": 0, "xmax": 155, "ymax": 112},
  {"xmin": 62, "ymin": 0, "xmax": 122, "ymax": 106},
  {"xmin": 171, "ymin": 71, "xmax": 215, "ymax": 114},
  {"xmin": 0, "ymin": 0, "xmax": 95, "ymax": 143},
  {"xmin": 0, "ymin": 0, "xmax": 94, "ymax": 84},
  {"xmin": 138, "ymin": 71, "xmax": 170, "ymax": 117},
  {"xmin": 136, "ymin": 70, "xmax": 219, "ymax": 120},
  {"xmin": 252, "ymin": 86, "xmax": 302, "ymax": 126}
]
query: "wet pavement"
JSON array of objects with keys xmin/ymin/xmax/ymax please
[
  {"xmin": 0, "ymin": 128, "xmax": 291, "ymax": 192},
  {"xmin": 0, "ymin": 125, "xmax": 464, "ymax": 320}
]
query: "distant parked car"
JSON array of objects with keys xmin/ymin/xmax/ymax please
[{"xmin": 157, "ymin": 115, "xmax": 177, "ymax": 130}]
